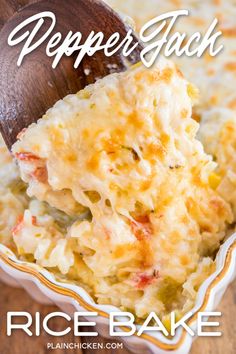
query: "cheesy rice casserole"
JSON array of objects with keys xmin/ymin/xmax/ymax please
[{"xmin": 0, "ymin": 0, "xmax": 236, "ymax": 321}]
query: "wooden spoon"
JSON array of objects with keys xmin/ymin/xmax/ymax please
[{"xmin": 0, "ymin": 0, "xmax": 143, "ymax": 149}]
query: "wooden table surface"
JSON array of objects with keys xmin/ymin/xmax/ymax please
[{"xmin": 0, "ymin": 0, "xmax": 235, "ymax": 353}]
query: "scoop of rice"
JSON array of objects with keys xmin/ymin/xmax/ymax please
[{"xmin": 11, "ymin": 59, "xmax": 232, "ymax": 318}]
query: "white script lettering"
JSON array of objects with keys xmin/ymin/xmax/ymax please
[
  {"xmin": 140, "ymin": 10, "xmax": 223, "ymax": 67},
  {"xmin": 8, "ymin": 11, "xmax": 138, "ymax": 68},
  {"xmin": 8, "ymin": 10, "xmax": 224, "ymax": 68}
]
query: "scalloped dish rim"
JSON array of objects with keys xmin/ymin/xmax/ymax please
[{"xmin": 0, "ymin": 233, "xmax": 235, "ymax": 352}]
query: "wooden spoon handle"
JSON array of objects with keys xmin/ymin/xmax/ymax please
[{"xmin": 0, "ymin": 0, "xmax": 143, "ymax": 149}]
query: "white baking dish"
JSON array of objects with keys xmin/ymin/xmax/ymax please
[{"xmin": 0, "ymin": 233, "xmax": 235, "ymax": 354}]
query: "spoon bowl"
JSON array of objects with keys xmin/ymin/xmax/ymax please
[{"xmin": 0, "ymin": 0, "xmax": 142, "ymax": 149}]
